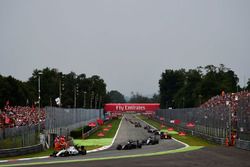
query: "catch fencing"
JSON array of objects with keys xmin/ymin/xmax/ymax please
[
  {"xmin": 44, "ymin": 107, "xmax": 103, "ymax": 136},
  {"xmin": 236, "ymin": 96, "xmax": 250, "ymax": 150},
  {"xmin": 156, "ymin": 96, "xmax": 250, "ymax": 150},
  {"xmin": 0, "ymin": 125, "xmax": 39, "ymax": 149},
  {"xmin": 156, "ymin": 106, "xmax": 229, "ymax": 145}
]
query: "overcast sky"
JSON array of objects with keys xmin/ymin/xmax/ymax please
[{"xmin": 1, "ymin": 0, "xmax": 250, "ymax": 96}]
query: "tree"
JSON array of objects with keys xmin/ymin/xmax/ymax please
[
  {"xmin": 247, "ymin": 79, "xmax": 250, "ymax": 91},
  {"xmin": 0, "ymin": 75, "xmax": 34, "ymax": 108},
  {"xmin": 27, "ymin": 68, "xmax": 60, "ymax": 107},
  {"xmin": 159, "ymin": 69, "xmax": 185, "ymax": 108},
  {"xmin": 27, "ymin": 68, "xmax": 107, "ymax": 108},
  {"xmin": 158, "ymin": 64, "xmax": 240, "ymax": 109},
  {"xmin": 173, "ymin": 69, "xmax": 202, "ymax": 108},
  {"xmin": 106, "ymin": 90, "xmax": 126, "ymax": 103},
  {"xmin": 129, "ymin": 92, "xmax": 151, "ymax": 103}
]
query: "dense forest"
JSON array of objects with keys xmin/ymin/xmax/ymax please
[{"xmin": 0, "ymin": 65, "xmax": 249, "ymax": 109}]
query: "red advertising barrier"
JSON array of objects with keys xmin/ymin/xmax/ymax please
[
  {"xmin": 88, "ymin": 122, "xmax": 96, "ymax": 127},
  {"xmin": 170, "ymin": 119, "xmax": 181, "ymax": 125},
  {"xmin": 168, "ymin": 127, "xmax": 174, "ymax": 131},
  {"xmin": 160, "ymin": 124, "xmax": 165, "ymax": 128},
  {"xmin": 179, "ymin": 131, "xmax": 186, "ymax": 136},
  {"xmin": 97, "ymin": 119, "xmax": 104, "ymax": 125},
  {"xmin": 97, "ymin": 132, "xmax": 105, "ymax": 137},
  {"xmin": 103, "ymin": 128, "xmax": 109, "ymax": 131},
  {"xmin": 186, "ymin": 122, "xmax": 195, "ymax": 128},
  {"xmin": 104, "ymin": 103, "xmax": 160, "ymax": 112}
]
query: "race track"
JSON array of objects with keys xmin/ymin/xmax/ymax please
[{"xmin": 0, "ymin": 114, "xmax": 185, "ymax": 166}]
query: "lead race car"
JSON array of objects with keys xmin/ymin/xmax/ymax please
[
  {"xmin": 116, "ymin": 140, "xmax": 142, "ymax": 150},
  {"xmin": 50, "ymin": 145, "xmax": 87, "ymax": 157}
]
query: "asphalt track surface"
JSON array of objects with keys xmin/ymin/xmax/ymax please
[{"xmin": 1, "ymin": 114, "xmax": 250, "ymax": 167}]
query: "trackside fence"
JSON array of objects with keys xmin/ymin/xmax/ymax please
[
  {"xmin": 156, "ymin": 106, "xmax": 229, "ymax": 145},
  {"xmin": 156, "ymin": 96, "xmax": 250, "ymax": 150},
  {"xmin": 44, "ymin": 107, "xmax": 103, "ymax": 147},
  {"xmin": 0, "ymin": 125, "xmax": 39, "ymax": 149},
  {"xmin": 236, "ymin": 96, "xmax": 250, "ymax": 150}
]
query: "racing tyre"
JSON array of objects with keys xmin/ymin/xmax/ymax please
[
  {"xmin": 117, "ymin": 144, "xmax": 122, "ymax": 150},
  {"xmin": 80, "ymin": 149, "xmax": 87, "ymax": 155}
]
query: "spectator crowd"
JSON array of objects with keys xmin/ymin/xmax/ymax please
[
  {"xmin": 200, "ymin": 90, "xmax": 250, "ymax": 132},
  {"xmin": 200, "ymin": 90, "xmax": 250, "ymax": 109},
  {"xmin": 0, "ymin": 104, "xmax": 45, "ymax": 128}
]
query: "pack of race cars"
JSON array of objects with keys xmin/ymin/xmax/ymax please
[
  {"xmin": 116, "ymin": 121, "xmax": 172, "ymax": 150},
  {"xmin": 51, "ymin": 119, "xmax": 172, "ymax": 155}
]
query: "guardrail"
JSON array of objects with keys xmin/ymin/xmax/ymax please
[{"xmin": 82, "ymin": 126, "xmax": 99, "ymax": 139}]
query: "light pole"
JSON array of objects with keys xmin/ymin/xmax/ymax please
[
  {"xmin": 90, "ymin": 91, "xmax": 94, "ymax": 109},
  {"xmin": 59, "ymin": 74, "xmax": 64, "ymax": 107},
  {"xmin": 83, "ymin": 91, "xmax": 87, "ymax": 108},
  {"xmin": 38, "ymin": 71, "xmax": 42, "ymax": 134},
  {"xmin": 98, "ymin": 95, "xmax": 102, "ymax": 109},
  {"xmin": 98, "ymin": 95, "xmax": 102, "ymax": 118},
  {"xmin": 95, "ymin": 94, "xmax": 98, "ymax": 109},
  {"xmin": 74, "ymin": 84, "xmax": 78, "ymax": 108}
]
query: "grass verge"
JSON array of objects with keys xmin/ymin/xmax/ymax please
[
  {"xmin": 87, "ymin": 118, "xmax": 121, "ymax": 139},
  {"xmin": 137, "ymin": 115, "xmax": 216, "ymax": 147},
  {"xmin": 73, "ymin": 118, "xmax": 121, "ymax": 147}
]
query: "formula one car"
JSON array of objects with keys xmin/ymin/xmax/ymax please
[
  {"xmin": 147, "ymin": 128, "xmax": 160, "ymax": 135},
  {"xmin": 160, "ymin": 132, "xmax": 172, "ymax": 139},
  {"xmin": 134, "ymin": 122, "xmax": 142, "ymax": 127},
  {"xmin": 116, "ymin": 140, "xmax": 142, "ymax": 150},
  {"xmin": 144, "ymin": 125, "xmax": 150, "ymax": 130},
  {"xmin": 50, "ymin": 145, "xmax": 87, "ymax": 157},
  {"xmin": 141, "ymin": 136, "xmax": 159, "ymax": 145}
]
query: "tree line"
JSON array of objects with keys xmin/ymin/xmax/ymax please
[
  {"xmin": 159, "ymin": 64, "xmax": 250, "ymax": 109},
  {"xmin": 0, "ymin": 67, "xmax": 107, "ymax": 108},
  {"xmin": 0, "ymin": 65, "xmax": 249, "ymax": 109}
]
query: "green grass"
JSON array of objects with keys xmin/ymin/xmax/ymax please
[
  {"xmin": 137, "ymin": 115, "xmax": 216, "ymax": 147},
  {"xmin": 160, "ymin": 129, "xmax": 179, "ymax": 135},
  {"xmin": 73, "ymin": 118, "xmax": 121, "ymax": 147}
]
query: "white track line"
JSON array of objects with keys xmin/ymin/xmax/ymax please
[{"xmin": 136, "ymin": 115, "xmax": 189, "ymax": 148}]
